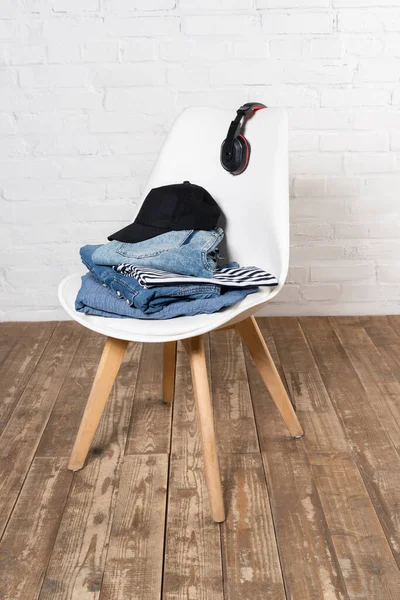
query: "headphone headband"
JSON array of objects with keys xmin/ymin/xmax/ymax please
[
  {"xmin": 220, "ymin": 102, "xmax": 267, "ymax": 175},
  {"xmin": 224, "ymin": 102, "xmax": 267, "ymax": 157}
]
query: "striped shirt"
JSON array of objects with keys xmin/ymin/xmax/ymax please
[{"xmin": 113, "ymin": 264, "xmax": 278, "ymax": 289}]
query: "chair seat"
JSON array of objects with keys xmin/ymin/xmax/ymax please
[{"xmin": 58, "ymin": 273, "xmax": 277, "ymax": 343}]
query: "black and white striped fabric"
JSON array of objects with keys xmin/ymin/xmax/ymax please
[{"xmin": 113, "ymin": 264, "xmax": 278, "ymax": 289}]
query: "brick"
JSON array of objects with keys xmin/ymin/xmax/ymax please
[
  {"xmin": 162, "ymin": 38, "xmax": 231, "ymax": 61},
  {"xmin": 83, "ymin": 41, "xmax": 119, "ymax": 63},
  {"xmin": 19, "ymin": 65, "xmax": 91, "ymax": 88},
  {"xmin": 32, "ymin": 135, "xmax": 100, "ymax": 157},
  {"xmin": 290, "ymin": 152, "xmax": 343, "ymax": 174},
  {"xmin": 167, "ymin": 64, "xmax": 209, "ymax": 89},
  {"xmin": 321, "ymin": 88, "xmax": 390, "ymax": 107},
  {"xmin": 353, "ymin": 109, "xmax": 400, "ymax": 130},
  {"xmin": 122, "ymin": 38, "xmax": 159, "ymax": 62},
  {"xmin": 286, "ymin": 266, "xmax": 309, "ymax": 284},
  {"xmin": 105, "ymin": 87, "xmax": 175, "ymax": 113},
  {"xmin": 326, "ymin": 177, "xmax": 361, "ymax": 196},
  {"xmin": 340, "ymin": 285, "xmax": 380, "ymax": 302},
  {"xmin": 263, "ymin": 85, "xmax": 319, "ymax": 107},
  {"xmin": 105, "ymin": 17, "xmax": 180, "ymax": 37},
  {"xmin": 52, "ymin": 0, "xmax": 99, "ymax": 11},
  {"xmin": 292, "ymin": 177, "xmax": 326, "ymax": 197},
  {"xmin": 61, "ymin": 156, "xmax": 132, "ymax": 178},
  {"xmin": 184, "ymin": 15, "xmax": 259, "ymax": 36},
  {"xmin": 108, "ymin": 0, "xmax": 176, "ymax": 10},
  {"xmin": 377, "ymin": 265, "xmax": 400, "ymax": 282},
  {"xmin": 289, "ymin": 244, "xmax": 345, "ymax": 261},
  {"xmin": 180, "ymin": 0, "xmax": 252, "ymax": 9},
  {"xmin": 8, "ymin": 44, "xmax": 46, "ymax": 65},
  {"xmin": 337, "ymin": 9, "xmax": 383, "ymax": 33},
  {"xmin": 30, "ymin": 89, "xmax": 103, "ymax": 111},
  {"xmin": 291, "ymin": 223, "xmax": 332, "ymax": 240},
  {"xmin": 94, "ymin": 63, "xmax": 166, "ymax": 87},
  {"xmin": 234, "ymin": 39, "xmax": 268, "ymax": 59},
  {"xmin": 320, "ymin": 132, "xmax": 388, "ymax": 151},
  {"xmin": 311, "ymin": 262, "xmax": 375, "ymax": 282},
  {"xmin": 259, "ymin": 0, "xmax": 328, "ymax": 6},
  {"xmin": 288, "ymin": 108, "xmax": 353, "ymax": 130},
  {"xmin": 269, "ymin": 38, "xmax": 305, "ymax": 58},
  {"xmin": 334, "ymin": 0, "xmax": 399, "ymax": 6},
  {"xmin": 301, "ymin": 285, "xmax": 340, "ymax": 301},
  {"xmin": 210, "ymin": 61, "xmax": 280, "ymax": 85},
  {"xmin": 90, "ymin": 111, "xmax": 164, "ymax": 133},
  {"xmin": 0, "ymin": 89, "xmax": 31, "ymax": 111},
  {"xmin": 262, "ymin": 12, "xmax": 334, "ymax": 34},
  {"xmin": 16, "ymin": 112, "xmax": 88, "ymax": 134},
  {"xmin": 291, "ymin": 197, "xmax": 347, "ymax": 220},
  {"xmin": 102, "ymin": 132, "xmax": 165, "ymax": 155},
  {"xmin": 357, "ymin": 59, "xmax": 400, "ymax": 82},
  {"xmin": 0, "ymin": 158, "xmax": 62, "ymax": 179},
  {"xmin": 333, "ymin": 223, "xmax": 370, "ymax": 239},
  {"xmin": 307, "ymin": 37, "xmax": 343, "ymax": 58},
  {"xmin": 289, "ymin": 131, "xmax": 319, "ymax": 151},
  {"xmin": 272, "ymin": 285, "xmax": 300, "ymax": 302},
  {"xmin": 0, "ymin": 138, "xmax": 28, "ymax": 158},
  {"xmin": 344, "ymin": 152, "xmax": 396, "ymax": 173}
]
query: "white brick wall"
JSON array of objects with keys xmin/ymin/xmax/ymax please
[{"xmin": 0, "ymin": 0, "xmax": 399, "ymax": 320}]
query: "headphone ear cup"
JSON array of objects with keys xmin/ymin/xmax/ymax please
[
  {"xmin": 232, "ymin": 135, "xmax": 250, "ymax": 175},
  {"xmin": 220, "ymin": 136, "xmax": 249, "ymax": 174}
]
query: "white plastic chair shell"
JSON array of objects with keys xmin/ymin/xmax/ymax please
[{"xmin": 58, "ymin": 106, "xmax": 289, "ymax": 343}]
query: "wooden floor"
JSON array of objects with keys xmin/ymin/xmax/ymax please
[{"xmin": 1, "ymin": 317, "xmax": 400, "ymax": 599}]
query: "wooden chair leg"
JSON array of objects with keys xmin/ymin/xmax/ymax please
[
  {"xmin": 182, "ymin": 336, "xmax": 225, "ymax": 523},
  {"xmin": 236, "ymin": 316, "xmax": 304, "ymax": 439},
  {"xmin": 68, "ymin": 336, "xmax": 129, "ymax": 471},
  {"xmin": 163, "ymin": 341, "xmax": 177, "ymax": 403}
]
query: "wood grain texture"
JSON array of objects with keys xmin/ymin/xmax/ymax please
[
  {"xmin": 36, "ymin": 329, "xmax": 105, "ymax": 457},
  {"xmin": 330, "ymin": 316, "xmax": 400, "ymax": 454},
  {"xmin": 245, "ymin": 322, "xmax": 348, "ymax": 600},
  {"xmin": 68, "ymin": 336, "xmax": 129, "ymax": 471},
  {"xmin": 0, "ymin": 458, "xmax": 72, "ymax": 600},
  {"xmin": 309, "ymin": 451, "xmax": 400, "ymax": 599},
  {"xmin": 0, "ymin": 321, "xmax": 82, "ymax": 538},
  {"xmin": 220, "ymin": 453, "xmax": 285, "ymax": 600},
  {"xmin": 266, "ymin": 317, "xmax": 400, "ymax": 599},
  {"xmin": 100, "ymin": 454, "xmax": 168, "ymax": 600},
  {"xmin": 39, "ymin": 342, "xmax": 142, "ymax": 600},
  {"xmin": 163, "ymin": 341, "xmax": 177, "ymax": 403},
  {"xmin": 0, "ymin": 321, "xmax": 57, "ymax": 432},
  {"xmin": 209, "ymin": 329, "xmax": 259, "ymax": 454},
  {"xmin": 300, "ymin": 316, "xmax": 400, "ymax": 567},
  {"xmin": 183, "ymin": 335, "xmax": 225, "ymax": 522},
  {"xmin": 163, "ymin": 342, "xmax": 224, "ymax": 600},
  {"xmin": 125, "ymin": 342, "xmax": 172, "ymax": 455}
]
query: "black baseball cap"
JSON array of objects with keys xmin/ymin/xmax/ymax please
[{"xmin": 108, "ymin": 181, "xmax": 221, "ymax": 243}]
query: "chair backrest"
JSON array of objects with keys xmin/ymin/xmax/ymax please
[{"xmin": 143, "ymin": 106, "xmax": 289, "ymax": 285}]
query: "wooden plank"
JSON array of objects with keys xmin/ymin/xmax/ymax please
[
  {"xmin": 245, "ymin": 320, "xmax": 348, "ymax": 600},
  {"xmin": 38, "ymin": 342, "xmax": 142, "ymax": 600},
  {"xmin": 220, "ymin": 453, "xmax": 285, "ymax": 600},
  {"xmin": 209, "ymin": 329, "xmax": 259, "ymax": 454},
  {"xmin": 125, "ymin": 342, "xmax": 172, "ymax": 455},
  {"xmin": 162, "ymin": 342, "xmax": 224, "ymax": 600},
  {"xmin": 100, "ymin": 454, "xmax": 168, "ymax": 600},
  {"xmin": 0, "ymin": 321, "xmax": 57, "ymax": 432},
  {"xmin": 36, "ymin": 329, "xmax": 105, "ymax": 457},
  {"xmin": 356, "ymin": 316, "xmax": 400, "ymax": 382},
  {"xmin": 266, "ymin": 318, "xmax": 400, "ymax": 599},
  {"xmin": 309, "ymin": 451, "xmax": 400, "ymax": 599},
  {"xmin": 330, "ymin": 317, "xmax": 400, "ymax": 453},
  {"xmin": 266, "ymin": 317, "xmax": 348, "ymax": 453},
  {"xmin": 0, "ymin": 321, "xmax": 82, "ymax": 539},
  {"xmin": 300, "ymin": 316, "xmax": 400, "ymax": 566},
  {"xmin": 0, "ymin": 457, "xmax": 73, "ymax": 600}
]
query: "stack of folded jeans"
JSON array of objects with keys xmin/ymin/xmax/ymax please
[{"xmin": 75, "ymin": 181, "xmax": 278, "ymax": 320}]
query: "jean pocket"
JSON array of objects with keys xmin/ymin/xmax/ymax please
[{"xmin": 115, "ymin": 230, "xmax": 194, "ymax": 260}]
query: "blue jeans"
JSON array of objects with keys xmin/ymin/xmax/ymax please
[
  {"xmin": 75, "ymin": 273, "xmax": 257, "ymax": 319},
  {"xmin": 91, "ymin": 228, "xmax": 224, "ymax": 277},
  {"xmin": 77, "ymin": 245, "xmax": 257, "ymax": 318}
]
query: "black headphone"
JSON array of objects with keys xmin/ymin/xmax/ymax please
[{"xmin": 220, "ymin": 102, "xmax": 267, "ymax": 175}]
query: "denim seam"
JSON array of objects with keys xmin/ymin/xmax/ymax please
[
  {"xmin": 111, "ymin": 278, "xmax": 139, "ymax": 298},
  {"xmin": 201, "ymin": 228, "xmax": 224, "ymax": 273},
  {"xmin": 114, "ymin": 230, "xmax": 194, "ymax": 260}
]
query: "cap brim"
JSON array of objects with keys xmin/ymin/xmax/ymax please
[{"xmin": 107, "ymin": 221, "xmax": 169, "ymax": 243}]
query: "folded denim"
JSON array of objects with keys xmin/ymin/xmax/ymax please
[
  {"xmin": 91, "ymin": 228, "xmax": 224, "ymax": 278},
  {"xmin": 79, "ymin": 244, "xmax": 257, "ymax": 316},
  {"xmin": 75, "ymin": 273, "xmax": 258, "ymax": 320}
]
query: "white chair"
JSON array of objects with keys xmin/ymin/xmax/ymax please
[{"xmin": 58, "ymin": 106, "xmax": 304, "ymax": 523}]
